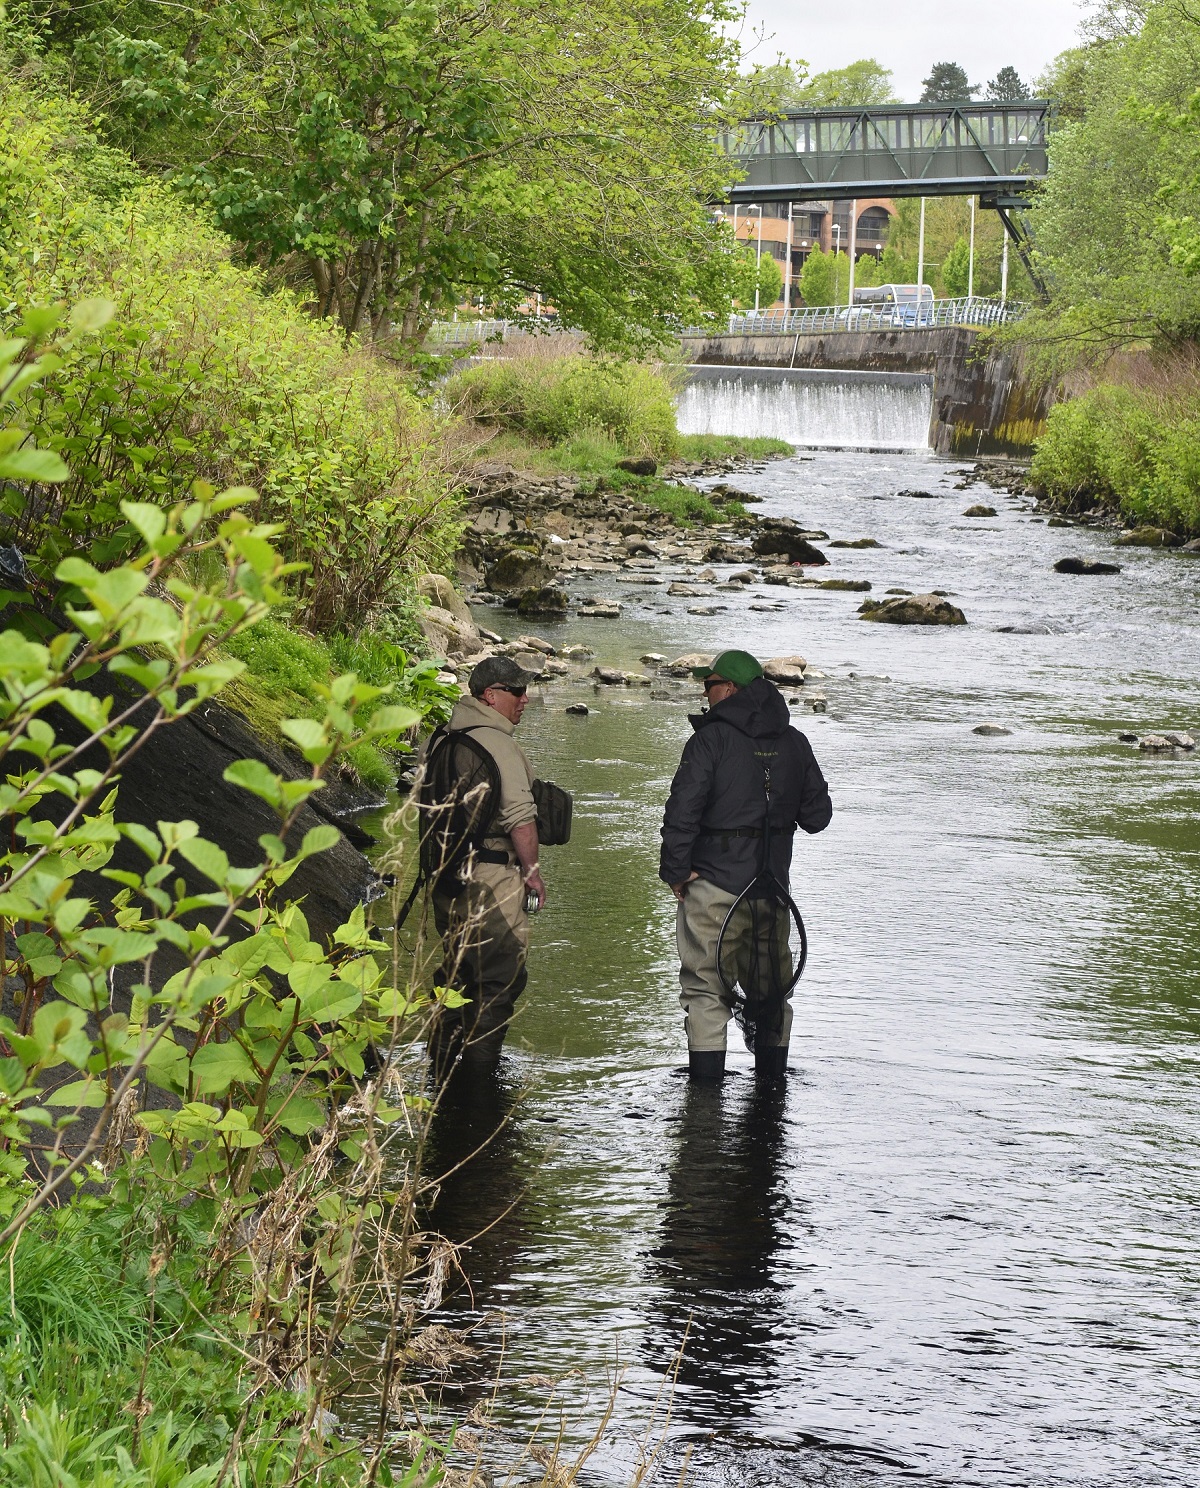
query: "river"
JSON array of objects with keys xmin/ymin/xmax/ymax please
[{"xmin": 420, "ymin": 448, "xmax": 1200, "ymax": 1486}]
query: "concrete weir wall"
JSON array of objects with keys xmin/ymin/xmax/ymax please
[{"xmin": 681, "ymin": 327, "xmax": 1054, "ymax": 456}]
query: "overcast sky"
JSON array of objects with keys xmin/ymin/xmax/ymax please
[{"xmin": 733, "ymin": 0, "xmax": 1090, "ymax": 100}]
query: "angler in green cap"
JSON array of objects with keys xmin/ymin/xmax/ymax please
[{"xmin": 659, "ymin": 649, "xmax": 832, "ymax": 1081}]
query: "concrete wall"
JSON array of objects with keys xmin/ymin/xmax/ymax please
[{"xmin": 680, "ymin": 328, "xmax": 1055, "ymax": 455}]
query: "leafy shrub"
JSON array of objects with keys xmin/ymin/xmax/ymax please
[
  {"xmin": 451, "ymin": 346, "xmax": 680, "ymax": 457},
  {"xmin": 1031, "ymin": 383, "xmax": 1200, "ymax": 533},
  {"xmin": 0, "ymin": 74, "xmax": 460, "ymax": 632}
]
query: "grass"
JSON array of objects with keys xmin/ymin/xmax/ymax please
[
  {"xmin": 469, "ymin": 428, "xmax": 790, "ymax": 526},
  {"xmin": 221, "ymin": 619, "xmax": 456, "ymax": 791}
]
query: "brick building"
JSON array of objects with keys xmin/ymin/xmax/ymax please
[{"xmin": 720, "ymin": 198, "xmax": 897, "ymax": 306}]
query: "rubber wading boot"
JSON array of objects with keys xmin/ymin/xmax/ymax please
[
  {"xmin": 688, "ymin": 1049, "xmax": 726, "ymax": 1082},
  {"xmin": 754, "ymin": 1045, "xmax": 789, "ymax": 1081}
]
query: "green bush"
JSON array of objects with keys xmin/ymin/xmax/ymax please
[
  {"xmin": 451, "ymin": 348, "xmax": 680, "ymax": 457},
  {"xmin": 1031, "ymin": 384, "xmax": 1200, "ymax": 534},
  {"xmin": 0, "ymin": 74, "xmax": 460, "ymax": 633}
]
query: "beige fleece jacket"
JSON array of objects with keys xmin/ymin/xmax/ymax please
[{"xmin": 446, "ymin": 694, "xmax": 537, "ymax": 841}]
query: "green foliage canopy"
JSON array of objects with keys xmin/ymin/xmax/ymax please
[
  {"xmin": 920, "ymin": 62, "xmax": 978, "ymax": 102},
  {"xmin": 37, "ymin": 0, "xmax": 743, "ymax": 352}
]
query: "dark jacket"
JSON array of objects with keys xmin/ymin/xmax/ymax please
[{"xmin": 659, "ymin": 676, "xmax": 832, "ymax": 896}]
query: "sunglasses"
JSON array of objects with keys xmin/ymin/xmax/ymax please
[
  {"xmin": 490, "ymin": 684, "xmax": 527, "ymax": 697},
  {"xmin": 702, "ymin": 676, "xmax": 728, "ymax": 693}
]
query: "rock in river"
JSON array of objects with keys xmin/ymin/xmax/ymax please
[
  {"xmin": 516, "ymin": 585, "xmax": 569, "ymax": 616},
  {"xmin": 859, "ymin": 593, "xmax": 967, "ymax": 626},
  {"xmin": 1054, "ymin": 557, "xmax": 1122, "ymax": 575},
  {"xmin": 1116, "ymin": 527, "xmax": 1182, "ymax": 547},
  {"xmin": 764, "ymin": 655, "xmax": 807, "ymax": 685},
  {"xmin": 487, "ymin": 548, "xmax": 553, "ymax": 590},
  {"xmin": 751, "ymin": 518, "xmax": 829, "ymax": 566},
  {"xmin": 1138, "ymin": 733, "xmax": 1196, "ymax": 751},
  {"xmin": 578, "ymin": 600, "xmax": 622, "ymax": 618},
  {"xmin": 829, "ymin": 537, "xmax": 882, "ymax": 548},
  {"xmin": 963, "ymin": 505, "xmax": 998, "ymax": 517},
  {"xmin": 664, "ymin": 652, "xmax": 715, "ymax": 677},
  {"xmin": 973, "ymin": 722, "xmax": 1012, "ymax": 736},
  {"xmin": 591, "ymin": 666, "xmax": 627, "ymax": 685}
]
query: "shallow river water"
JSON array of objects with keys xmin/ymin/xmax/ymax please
[{"xmin": 422, "ymin": 450, "xmax": 1200, "ymax": 1486}]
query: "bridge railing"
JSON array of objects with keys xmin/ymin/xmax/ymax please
[
  {"xmin": 684, "ymin": 297, "xmax": 1022, "ymax": 338},
  {"xmin": 425, "ymin": 297, "xmax": 1021, "ymax": 347}
]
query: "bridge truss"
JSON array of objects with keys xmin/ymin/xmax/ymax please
[{"xmin": 722, "ymin": 103, "xmax": 1051, "ymax": 297}]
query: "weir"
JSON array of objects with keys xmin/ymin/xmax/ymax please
[{"xmin": 676, "ymin": 364, "xmax": 934, "ymax": 451}]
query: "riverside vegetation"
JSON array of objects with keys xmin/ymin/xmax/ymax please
[
  {"xmin": 1018, "ymin": 0, "xmax": 1200, "ymax": 537},
  {"xmin": 0, "ymin": 6, "xmax": 788, "ymax": 1480}
]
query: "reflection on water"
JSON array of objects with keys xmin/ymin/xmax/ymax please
[{"xmin": 413, "ymin": 450, "xmax": 1200, "ymax": 1486}]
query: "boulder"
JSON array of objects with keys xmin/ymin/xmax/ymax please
[
  {"xmin": 418, "ymin": 604, "xmax": 481, "ymax": 658},
  {"xmin": 686, "ymin": 605, "xmax": 725, "ymax": 616},
  {"xmin": 897, "ymin": 488, "xmax": 938, "ymax": 499},
  {"xmin": 763, "ymin": 655, "xmax": 806, "ymax": 685},
  {"xmin": 561, "ymin": 643, "xmax": 595, "ymax": 660},
  {"xmin": 516, "ymin": 585, "xmax": 569, "ymax": 617},
  {"xmin": 1054, "ymin": 557, "xmax": 1122, "ymax": 575},
  {"xmin": 728, "ymin": 569, "xmax": 757, "ymax": 583},
  {"xmin": 972, "ymin": 723, "xmax": 1012, "ymax": 736},
  {"xmin": 1116, "ymin": 526, "xmax": 1182, "ymax": 547},
  {"xmin": 419, "ymin": 573, "xmax": 474, "ymax": 627},
  {"xmin": 565, "ymin": 703, "xmax": 590, "ymax": 715},
  {"xmin": 616, "ymin": 456, "xmax": 658, "ymax": 477},
  {"xmin": 516, "ymin": 634, "xmax": 557, "ymax": 655},
  {"xmin": 963, "ymin": 505, "xmax": 998, "ymax": 517},
  {"xmin": 1165, "ymin": 731, "xmax": 1197, "ymax": 749},
  {"xmin": 829, "ymin": 537, "xmax": 882, "ymax": 548},
  {"xmin": 624, "ymin": 535, "xmax": 657, "ymax": 556},
  {"xmin": 667, "ymin": 583, "xmax": 707, "ymax": 597},
  {"xmin": 751, "ymin": 519, "xmax": 829, "ymax": 566},
  {"xmin": 578, "ymin": 601, "xmax": 622, "ymax": 618},
  {"xmin": 486, "ymin": 548, "xmax": 553, "ymax": 591},
  {"xmin": 640, "ymin": 652, "xmax": 667, "ymax": 665},
  {"xmin": 663, "ymin": 652, "xmax": 714, "ymax": 677},
  {"xmin": 858, "ymin": 593, "xmax": 967, "ymax": 626},
  {"xmin": 818, "ymin": 579, "xmax": 871, "ymax": 591},
  {"xmin": 703, "ymin": 541, "xmax": 753, "ymax": 564},
  {"xmin": 1181, "ymin": 537, "xmax": 1200, "ymax": 553},
  {"xmin": 591, "ymin": 666, "xmax": 627, "ymax": 685},
  {"xmin": 1139, "ymin": 735, "xmax": 1176, "ymax": 751}
]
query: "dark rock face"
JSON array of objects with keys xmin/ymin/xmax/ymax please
[
  {"xmin": 52, "ymin": 690, "xmax": 380, "ymax": 947},
  {"xmin": 515, "ymin": 585, "xmax": 569, "ymax": 616},
  {"xmin": 616, "ymin": 456, "xmax": 658, "ymax": 477},
  {"xmin": 703, "ymin": 540, "xmax": 754, "ymax": 563},
  {"xmin": 859, "ymin": 593, "xmax": 967, "ymax": 626},
  {"xmin": 1116, "ymin": 526, "xmax": 1182, "ymax": 547},
  {"xmin": 750, "ymin": 519, "xmax": 828, "ymax": 566},
  {"xmin": 486, "ymin": 548, "xmax": 554, "ymax": 591},
  {"xmin": 1054, "ymin": 557, "xmax": 1122, "ymax": 575}
]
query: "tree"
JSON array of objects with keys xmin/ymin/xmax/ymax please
[
  {"xmin": 941, "ymin": 238, "xmax": 971, "ymax": 295},
  {"xmin": 985, "ymin": 66, "xmax": 1030, "ymax": 101},
  {"xmin": 35, "ymin": 0, "xmax": 744, "ymax": 352},
  {"xmin": 798, "ymin": 246, "xmax": 833, "ymax": 306},
  {"xmin": 879, "ymin": 244, "xmax": 916, "ymax": 283},
  {"xmin": 920, "ymin": 62, "xmax": 978, "ymax": 102},
  {"xmin": 796, "ymin": 59, "xmax": 898, "ymax": 108},
  {"xmin": 732, "ymin": 242, "xmax": 783, "ymax": 308},
  {"xmin": 1025, "ymin": 0, "xmax": 1200, "ymax": 355}
]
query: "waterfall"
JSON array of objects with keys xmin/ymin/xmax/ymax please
[{"xmin": 676, "ymin": 365, "xmax": 934, "ymax": 450}]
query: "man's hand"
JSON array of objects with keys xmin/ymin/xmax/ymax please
[
  {"xmin": 671, "ymin": 872, "xmax": 699, "ymax": 902},
  {"xmin": 524, "ymin": 868, "xmax": 547, "ymax": 910}
]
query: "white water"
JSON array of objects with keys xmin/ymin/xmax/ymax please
[{"xmin": 676, "ymin": 366, "xmax": 934, "ymax": 450}]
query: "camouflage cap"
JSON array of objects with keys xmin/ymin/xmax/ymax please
[{"xmin": 468, "ymin": 654, "xmax": 536, "ymax": 696}]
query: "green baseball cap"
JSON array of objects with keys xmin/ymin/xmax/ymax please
[{"xmin": 690, "ymin": 649, "xmax": 765, "ymax": 687}]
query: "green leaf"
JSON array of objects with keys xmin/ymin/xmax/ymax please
[
  {"xmin": 68, "ymin": 298, "xmax": 116, "ymax": 334},
  {"xmin": 0, "ymin": 448, "xmax": 69, "ymax": 483},
  {"xmin": 45, "ymin": 1078, "xmax": 108, "ymax": 1108},
  {"xmin": 190, "ymin": 1040, "xmax": 256, "ymax": 1094},
  {"xmin": 177, "ymin": 836, "xmax": 231, "ymax": 887},
  {"xmin": 224, "ymin": 758, "xmax": 283, "ymax": 806},
  {"xmin": 297, "ymin": 824, "xmax": 340, "ymax": 860},
  {"xmin": 280, "ymin": 717, "xmax": 331, "ymax": 763}
]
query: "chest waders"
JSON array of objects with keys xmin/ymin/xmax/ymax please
[{"xmin": 714, "ymin": 752, "xmax": 808, "ymax": 1052}]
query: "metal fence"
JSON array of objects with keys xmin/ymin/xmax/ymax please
[
  {"xmin": 426, "ymin": 297, "xmax": 1020, "ymax": 346},
  {"xmin": 424, "ymin": 318, "xmax": 517, "ymax": 346},
  {"xmin": 687, "ymin": 297, "xmax": 1021, "ymax": 337}
]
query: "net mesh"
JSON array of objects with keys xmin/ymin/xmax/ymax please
[{"xmin": 717, "ymin": 880, "xmax": 807, "ymax": 1053}]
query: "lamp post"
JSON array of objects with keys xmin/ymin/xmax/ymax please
[
  {"xmin": 917, "ymin": 197, "xmax": 926, "ymax": 323},
  {"xmin": 848, "ymin": 199, "xmax": 858, "ymax": 311},
  {"xmin": 752, "ymin": 204, "xmax": 764, "ymax": 313},
  {"xmin": 968, "ymin": 196, "xmax": 976, "ymax": 300},
  {"xmin": 785, "ymin": 201, "xmax": 794, "ymax": 312}
]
